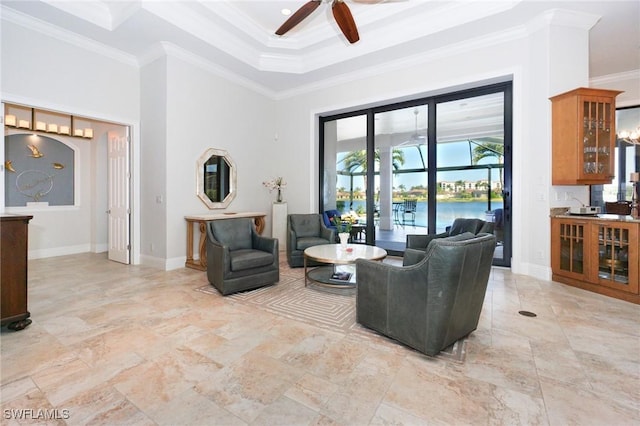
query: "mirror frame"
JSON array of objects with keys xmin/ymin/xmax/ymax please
[{"xmin": 196, "ymin": 148, "xmax": 237, "ymax": 209}]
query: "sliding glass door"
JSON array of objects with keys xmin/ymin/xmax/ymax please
[
  {"xmin": 320, "ymin": 81, "xmax": 512, "ymax": 266},
  {"xmin": 436, "ymin": 90, "xmax": 510, "ymax": 265}
]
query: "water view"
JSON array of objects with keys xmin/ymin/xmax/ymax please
[{"xmin": 343, "ymin": 199, "xmax": 503, "ymax": 232}]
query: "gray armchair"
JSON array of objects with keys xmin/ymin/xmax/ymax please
[
  {"xmin": 206, "ymin": 218, "xmax": 279, "ymax": 295},
  {"xmin": 287, "ymin": 214, "xmax": 336, "ymax": 267},
  {"xmin": 406, "ymin": 218, "xmax": 494, "ymax": 251},
  {"xmin": 356, "ymin": 233, "xmax": 496, "ymax": 356}
]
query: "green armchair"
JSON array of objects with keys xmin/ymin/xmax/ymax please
[
  {"xmin": 356, "ymin": 232, "xmax": 496, "ymax": 356},
  {"xmin": 406, "ymin": 218, "xmax": 494, "ymax": 252},
  {"xmin": 206, "ymin": 218, "xmax": 279, "ymax": 295},
  {"xmin": 287, "ymin": 214, "xmax": 335, "ymax": 267}
]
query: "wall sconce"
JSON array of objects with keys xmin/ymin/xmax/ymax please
[
  {"xmin": 74, "ymin": 129, "xmax": 84, "ymax": 137},
  {"xmin": 84, "ymin": 128, "xmax": 93, "ymax": 138},
  {"xmin": 59, "ymin": 125, "xmax": 70, "ymax": 135},
  {"xmin": 18, "ymin": 119, "xmax": 30, "ymax": 128},
  {"xmin": 47, "ymin": 123, "xmax": 58, "ymax": 133},
  {"xmin": 5, "ymin": 114, "xmax": 16, "ymax": 126},
  {"xmin": 36, "ymin": 121, "xmax": 47, "ymax": 131}
]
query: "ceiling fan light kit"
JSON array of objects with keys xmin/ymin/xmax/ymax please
[{"xmin": 275, "ymin": 0, "xmax": 360, "ymax": 44}]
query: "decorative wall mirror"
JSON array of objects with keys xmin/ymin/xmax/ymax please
[{"xmin": 196, "ymin": 148, "xmax": 237, "ymax": 209}]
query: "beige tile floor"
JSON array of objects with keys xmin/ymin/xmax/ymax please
[{"xmin": 1, "ymin": 253, "xmax": 639, "ymax": 425}]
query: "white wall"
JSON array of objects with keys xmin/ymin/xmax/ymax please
[
  {"xmin": 1, "ymin": 21, "xmax": 139, "ymax": 259},
  {"xmin": 139, "ymin": 55, "xmax": 277, "ymax": 269},
  {"xmin": 164, "ymin": 56, "xmax": 277, "ymax": 266},
  {"xmin": 139, "ymin": 57, "xmax": 168, "ymax": 266}
]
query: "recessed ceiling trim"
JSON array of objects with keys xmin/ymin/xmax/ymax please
[
  {"xmin": 258, "ymin": 0, "xmax": 524, "ymax": 74},
  {"xmin": 275, "ymin": 26, "xmax": 526, "ymax": 100},
  {"xmin": 201, "ymin": 0, "xmax": 276, "ymax": 46},
  {"xmin": 0, "ymin": 6, "xmax": 139, "ymax": 67},
  {"xmin": 41, "ymin": 0, "xmax": 113, "ymax": 30},
  {"xmin": 140, "ymin": 1, "xmax": 263, "ymax": 70},
  {"xmin": 148, "ymin": 42, "xmax": 278, "ymax": 99}
]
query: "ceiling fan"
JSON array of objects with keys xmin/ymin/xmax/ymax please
[
  {"xmin": 275, "ymin": 0, "xmax": 361, "ymax": 44},
  {"xmin": 398, "ymin": 108, "xmax": 426, "ymax": 147}
]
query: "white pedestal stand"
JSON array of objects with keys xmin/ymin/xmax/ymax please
[{"xmin": 272, "ymin": 202, "xmax": 287, "ymax": 251}]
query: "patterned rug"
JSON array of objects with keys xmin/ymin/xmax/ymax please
[{"xmin": 195, "ymin": 266, "xmax": 466, "ymax": 363}]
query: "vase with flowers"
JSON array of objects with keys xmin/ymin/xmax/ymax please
[
  {"xmin": 331, "ymin": 216, "xmax": 352, "ymax": 248},
  {"xmin": 262, "ymin": 177, "xmax": 287, "ymax": 203}
]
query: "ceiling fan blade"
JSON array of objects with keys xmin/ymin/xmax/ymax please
[
  {"xmin": 332, "ymin": 0, "xmax": 360, "ymax": 43},
  {"xmin": 275, "ymin": 0, "xmax": 321, "ymax": 36}
]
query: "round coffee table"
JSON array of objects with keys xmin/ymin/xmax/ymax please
[{"xmin": 303, "ymin": 244, "xmax": 387, "ymax": 288}]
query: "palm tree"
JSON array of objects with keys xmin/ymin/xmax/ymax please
[
  {"xmin": 339, "ymin": 148, "xmax": 404, "ymax": 175},
  {"xmin": 471, "ymin": 141, "xmax": 504, "ymax": 189},
  {"xmin": 338, "ymin": 148, "xmax": 405, "ymax": 207}
]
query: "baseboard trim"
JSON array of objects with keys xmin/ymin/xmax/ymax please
[{"xmin": 29, "ymin": 244, "xmax": 91, "ymax": 259}]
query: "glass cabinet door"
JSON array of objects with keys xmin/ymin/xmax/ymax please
[
  {"xmin": 558, "ymin": 222, "xmax": 586, "ymax": 277},
  {"xmin": 581, "ymin": 97, "xmax": 614, "ymax": 180},
  {"xmin": 595, "ymin": 223, "xmax": 639, "ymax": 293}
]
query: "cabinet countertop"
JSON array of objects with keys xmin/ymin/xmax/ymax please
[{"xmin": 551, "ymin": 213, "xmax": 640, "ymax": 224}]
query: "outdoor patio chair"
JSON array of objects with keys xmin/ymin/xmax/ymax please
[{"xmin": 400, "ymin": 199, "xmax": 417, "ymax": 227}]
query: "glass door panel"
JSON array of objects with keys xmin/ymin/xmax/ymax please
[
  {"xmin": 581, "ymin": 99, "xmax": 613, "ymax": 179},
  {"xmin": 559, "ymin": 222, "xmax": 585, "ymax": 275},
  {"xmin": 436, "ymin": 92, "xmax": 508, "ymax": 264},
  {"xmin": 373, "ymin": 105, "xmax": 428, "ymax": 253},
  {"xmin": 597, "ymin": 224, "xmax": 630, "ymax": 284},
  {"xmin": 323, "ymin": 114, "xmax": 368, "ymax": 243}
]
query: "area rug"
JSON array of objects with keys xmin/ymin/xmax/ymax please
[{"xmin": 195, "ymin": 271, "xmax": 466, "ymax": 363}]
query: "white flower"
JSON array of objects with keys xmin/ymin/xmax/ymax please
[{"xmin": 262, "ymin": 177, "xmax": 286, "ymax": 192}]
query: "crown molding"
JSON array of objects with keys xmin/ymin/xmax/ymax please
[
  {"xmin": 140, "ymin": 1, "xmax": 263, "ymax": 71},
  {"xmin": 0, "ymin": 6, "xmax": 139, "ymax": 67},
  {"xmin": 41, "ymin": 0, "xmax": 113, "ymax": 30},
  {"xmin": 40, "ymin": 0, "xmax": 141, "ymax": 31},
  {"xmin": 526, "ymin": 8, "xmax": 601, "ymax": 35},
  {"xmin": 140, "ymin": 42, "xmax": 277, "ymax": 100},
  {"xmin": 275, "ymin": 25, "xmax": 526, "ymax": 100},
  {"xmin": 590, "ymin": 70, "xmax": 640, "ymax": 85}
]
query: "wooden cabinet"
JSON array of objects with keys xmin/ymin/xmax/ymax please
[
  {"xmin": 591, "ymin": 221, "xmax": 639, "ymax": 294},
  {"xmin": 550, "ymin": 87, "xmax": 622, "ymax": 185},
  {"xmin": 1, "ymin": 214, "xmax": 33, "ymax": 330},
  {"xmin": 551, "ymin": 217, "xmax": 589, "ymax": 281},
  {"xmin": 551, "ymin": 216, "xmax": 639, "ymax": 304}
]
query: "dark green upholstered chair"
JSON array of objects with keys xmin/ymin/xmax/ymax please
[
  {"xmin": 356, "ymin": 232, "xmax": 496, "ymax": 356},
  {"xmin": 206, "ymin": 218, "xmax": 279, "ymax": 295},
  {"xmin": 406, "ymin": 218, "xmax": 494, "ymax": 252},
  {"xmin": 287, "ymin": 214, "xmax": 335, "ymax": 267}
]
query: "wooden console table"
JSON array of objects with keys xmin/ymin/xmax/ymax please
[{"xmin": 185, "ymin": 212, "xmax": 267, "ymax": 271}]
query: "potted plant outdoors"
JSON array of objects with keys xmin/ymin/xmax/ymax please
[{"xmin": 331, "ymin": 216, "xmax": 352, "ymax": 248}]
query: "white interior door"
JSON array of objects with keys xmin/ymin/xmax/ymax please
[{"xmin": 108, "ymin": 130, "xmax": 130, "ymax": 264}]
